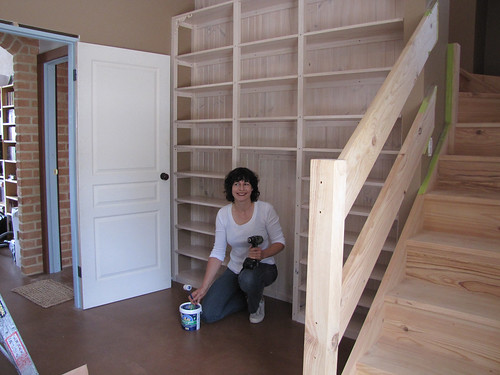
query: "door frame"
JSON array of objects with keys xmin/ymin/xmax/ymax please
[
  {"xmin": 0, "ymin": 23, "xmax": 82, "ymax": 308},
  {"xmin": 38, "ymin": 46, "xmax": 69, "ymax": 274}
]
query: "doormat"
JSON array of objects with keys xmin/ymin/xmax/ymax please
[{"xmin": 12, "ymin": 279, "xmax": 73, "ymax": 308}]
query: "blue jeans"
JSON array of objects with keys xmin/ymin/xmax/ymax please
[{"xmin": 201, "ymin": 263, "xmax": 278, "ymax": 323}]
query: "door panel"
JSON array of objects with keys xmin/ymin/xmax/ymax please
[{"xmin": 77, "ymin": 42, "xmax": 171, "ymax": 309}]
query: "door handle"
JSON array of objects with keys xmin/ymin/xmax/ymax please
[{"xmin": 160, "ymin": 173, "xmax": 169, "ymax": 181}]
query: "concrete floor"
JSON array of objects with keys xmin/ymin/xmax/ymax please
[{"xmin": 0, "ymin": 248, "xmax": 354, "ymax": 374}]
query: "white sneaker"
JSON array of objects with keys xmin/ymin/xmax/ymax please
[{"xmin": 249, "ymin": 298, "xmax": 265, "ymax": 323}]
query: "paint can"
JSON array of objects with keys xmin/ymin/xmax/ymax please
[{"xmin": 179, "ymin": 302, "xmax": 202, "ymax": 331}]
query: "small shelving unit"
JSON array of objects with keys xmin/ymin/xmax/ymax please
[
  {"xmin": 172, "ymin": 0, "xmax": 406, "ymax": 338},
  {"xmin": 0, "ymin": 84, "xmax": 17, "ymax": 222}
]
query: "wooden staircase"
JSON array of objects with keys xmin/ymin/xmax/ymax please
[{"xmin": 345, "ymin": 73, "xmax": 500, "ymax": 374}]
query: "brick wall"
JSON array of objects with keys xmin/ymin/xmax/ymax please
[{"xmin": 1, "ymin": 32, "xmax": 44, "ymax": 274}]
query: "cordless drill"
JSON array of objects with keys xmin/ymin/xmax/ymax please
[{"xmin": 242, "ymin": 235, "xmax": 263, "ymax": 270}]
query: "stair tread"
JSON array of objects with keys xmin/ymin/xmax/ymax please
[
  {"xmin": 408, "ymin": 230, "xmax": 500, "ymax": 257},
  {"xmin": 344, "ymin": 310, "xmax": 365, "ymax": 340},
  {"xmin": 359, "ymin": 287, "xmax": 377, "ymax": 308},
  {"xmin": 425, "ymin": 189, "xmax": 500, "ymax": 205},
  {"xmin": 439, "ymin": 154, "xmax": 500, "ymax": 163},
  {"xmin": 459, "ymin": 91, "xmax": 500, "ymax": 99},
  {"xmin": 456, "ymin": 122, "xmax": 500, "ymax": 127},
  {"xmin": 432, "ymin": 185, "xmax": 500, "ymax": 200},
  {"xmin": 386, "ymin": 278, "xmax": 500, "ymax": 328},
  {"xmin": 357, "ymin": 337, "xmax": 497, "ymax": 375}
]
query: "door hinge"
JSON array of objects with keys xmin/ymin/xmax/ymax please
[
  {"xmin": 73, "ymin": 69, "xmax": 77, "ymax": 81},
  {"xmin": 78, "ymin": 266, "xmax": 82, "ymax": 278}
]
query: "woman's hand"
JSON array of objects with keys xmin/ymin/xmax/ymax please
[
  {"xmin": 248, "ymin": 246, "xmax": 264, "ymax": 261},
  {"xmin": 189, "ymin": 257, "xmax": 222, "ymax": 305},
  {"xmin": 248, "ymin": 242, "xmax": 285, "ymax": 261},
  {"xmin": 189, "ymin": 287, "xmax": 207, "ymax": 305}
]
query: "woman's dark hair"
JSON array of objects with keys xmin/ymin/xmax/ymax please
[{"xmin": 224, "ymin": 167, "xmax": 260, "ymax": 202}]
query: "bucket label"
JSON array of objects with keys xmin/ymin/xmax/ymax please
[{"xmin": 181, "ymin": 313, "xmax": 198, "ymax": 330}]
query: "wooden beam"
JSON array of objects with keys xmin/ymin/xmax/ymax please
[
  {"xmin": 447, "ymin": 43, "xmax": 461, "ymax": 154},
  {"xmin": 303, "ymin": 159, "xmax": 346, "ymax": 375},
  {"xmin": 340, "ymin": 86, "xmax": 437, "ymax": 337},
  {"xmin": 339, "ymin": 1, "xmax": 438, "ymax": 215}
]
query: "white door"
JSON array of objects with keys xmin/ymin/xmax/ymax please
[{"xmin": 77, "ymin": 42, "xmax": 171, "ymax": 309}]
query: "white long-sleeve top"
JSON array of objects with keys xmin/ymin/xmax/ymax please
[{"xmin": 209, "ymin": 201, "xmax": 285, "ymax": 274}]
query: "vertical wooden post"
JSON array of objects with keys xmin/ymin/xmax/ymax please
[
  {"xmin": 232, "ymin": 0, "xmax": 241, "ymax": 168},
  {"xmin": 446, "ymin": 43, "xmax": 461, "ymax": 154},
  {"xmin": 303, "ymin": 159, "xmax": 346, "ymax": 374}
]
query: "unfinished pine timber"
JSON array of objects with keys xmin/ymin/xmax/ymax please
[
  {"xmin": 304, "ymin": 159, "xmax": 346, "ymax": 374},
  {"xmin": 303, "ymin": 2, "xmax": 439, "ymax": 373},
  {"xmin": 172, "ymin": 0, "xmax": 408, "ymax": 332}
]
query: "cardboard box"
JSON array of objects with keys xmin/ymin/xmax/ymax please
[{"xmin": 62, "ymin": 364, "xmax": 89, "ymax": 375}]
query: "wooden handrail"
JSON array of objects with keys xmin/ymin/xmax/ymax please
[
  {"xmin": 339, "ymin": 1, "xmax": 439, "ymax": 216},
  {"xmin": 340, "ymin": 86, "xmax": 436, "ymax": 336},
  {"xmin": 303, "ymin": 2, "xmax": 439, "ymax": 374}
]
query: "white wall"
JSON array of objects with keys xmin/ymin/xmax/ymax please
[{"xmin": 0, "ymin": 47, "xmax": 13, "ymax": 85}]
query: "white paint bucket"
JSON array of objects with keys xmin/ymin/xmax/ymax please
[{"xmin": 179, "ymin": 302, "xmax": 202, "ymax": 331}]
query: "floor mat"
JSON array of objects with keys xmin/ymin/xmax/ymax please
[{"xmin": 12, "ymin": 279, "xmax": 73, "ymax": 308}]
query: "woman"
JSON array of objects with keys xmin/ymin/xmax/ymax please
[{"xmin": 189, "ymin": 167, "xmax": 285, "ymax": 324}]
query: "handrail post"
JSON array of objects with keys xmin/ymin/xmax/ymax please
[{"xmin": 303, "ymin": 159, "xmax": 346, "ymax": 375}]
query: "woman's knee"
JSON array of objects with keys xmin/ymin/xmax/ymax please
[
  {"xmin": 238, "ymin": 269, "xmax": 259, "ymax": 292},
  {"xmin": 201, "ymin": 309, "xmax": 221, "ymax": 324}
]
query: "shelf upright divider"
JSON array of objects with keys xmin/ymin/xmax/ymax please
[
  {"xmin": 233, "ymin": 0, "xmax": 240, "ymax": 168},
  {"xmin": 292, "ymin": 0, "xmax": 305, "ymax": 322}
]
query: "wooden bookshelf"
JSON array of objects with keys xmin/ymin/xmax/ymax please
[{"xmin": 172, "ymin": 0, "xmax": 405, "ymax": 338}]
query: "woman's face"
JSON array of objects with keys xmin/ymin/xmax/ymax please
[{"xmin": 232, "ymin": 179, "xmax": 253, "ymax": 203}]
